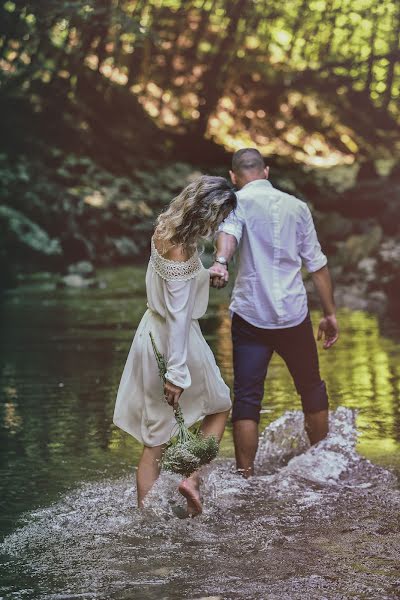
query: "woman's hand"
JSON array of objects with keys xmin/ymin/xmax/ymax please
[
  {"xmin": 209, "ymin": 263, "xmax": 229, "ymax": 288},
  {"xmin": 164, "ymin": 380, "xmax": 183, "ymax": 410}
]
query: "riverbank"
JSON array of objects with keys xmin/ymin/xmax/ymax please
[{"xmin": 2, "ymin": 153, "xmax": 400, "ymax": 320}]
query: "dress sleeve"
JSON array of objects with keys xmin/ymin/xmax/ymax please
[
  {"xmin": 218, "ymin": 202, "xmax": 244, "ymax": 244},
  {"xmin": 162, "ymin": 277, "xmax": 196, "ymax": 390},
  {"xmin": 298, "ymin": 203, "xmax": 328, "ymax": 273}
]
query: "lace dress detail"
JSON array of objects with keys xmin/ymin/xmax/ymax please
[{"xmin": 150, "ymin": 237, "xmax": 203, "ymax": 281}]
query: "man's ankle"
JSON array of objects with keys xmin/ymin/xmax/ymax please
[
  {"xmin": 304, "ymin": 409, "xmax": 329, "ymax": 445},
  {"xmin": 236, "ymin": 465, "xmax": 254, "ymax": 478}
]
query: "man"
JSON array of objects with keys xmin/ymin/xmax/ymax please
[{"xmin": 210, "ymin": 148, "xmax": 339, "ymax": 477}]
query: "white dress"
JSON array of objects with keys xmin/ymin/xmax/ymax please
[{"xmin": 113, "ymin": 238, "xmax": 232, "ymax": 447}]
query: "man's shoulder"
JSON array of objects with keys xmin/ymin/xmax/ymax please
[
  {"xmin": 242, "ymin": 184, "xmax": 305, "ymax": 210},
  {"xmin": 274, "ymin": 187, "xmax": 300, "ymax": 202},
  {"xmin": 282, "ymin": 192, "xmax": 309, "ymax": 215}
]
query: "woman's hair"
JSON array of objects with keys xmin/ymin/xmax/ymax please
[{"xmin": 154, "ymin": 175, "xmax": 237, "ymax": 254}]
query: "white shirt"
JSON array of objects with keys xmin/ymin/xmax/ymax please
[{"xmin": 219, "ymin": 179, "xmax": 327, "ymax": 329}]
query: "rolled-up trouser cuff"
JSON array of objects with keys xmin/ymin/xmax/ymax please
[
  {"xmin": 231, "ymin": 401, "xmax": 262, "ymax": 424},
  {"xmin": 301, "ymin": 380, "xmax": 329, "ymax": 414}
]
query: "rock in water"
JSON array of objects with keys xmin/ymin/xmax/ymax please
[
  {"xmin": 60, "ymin": 274, "xmax": 95, "ymax": 288},
  {"xmin": 67, "ymin": 261, "xmax": 95, "ymax": 278}
]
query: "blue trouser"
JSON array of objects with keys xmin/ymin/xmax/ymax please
[{"xmin": 231, "ymin": 312, "xmax": 329, "ymax": 423}]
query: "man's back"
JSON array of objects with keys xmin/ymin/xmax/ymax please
[
  {"xmin": 219, "ymin": 179, "xmax": 327, "ymax": 329},
  {"xmin": 212, "ymin": 149, "xmax": 337, "ymax": 474}
]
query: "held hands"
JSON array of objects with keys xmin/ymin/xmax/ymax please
[
  {"xmin": 317, "ymin": 314, "xmax": 339, "ymax": 349},
  {"xmin": 164, "ymin": 379, "xmax": 183, "ymax": 410},
  {"xmin": 209, "ymin": 262, "xmax": 229, "ymax": 289}
]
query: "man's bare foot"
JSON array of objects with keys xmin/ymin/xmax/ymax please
[{"xmin": 178, "ymin": 478, "xmax": 202, "ymax": 517}]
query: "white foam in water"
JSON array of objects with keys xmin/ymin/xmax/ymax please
[
  {"xmin": 1, "ymin": 407, "xmax": 399, "ymax": 600},
  {"xmin": 255, "ymin": 410, "xmax": 310, "ymax": 472},
  {"xmin": 277, "ymin": 407, "xmax": 360, "ymax": 486}
]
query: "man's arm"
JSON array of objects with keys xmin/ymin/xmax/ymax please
[
  {"xmin": 209, "ymin": 232, "xmax": 238, "ymax": 288},
  {"xmin": 210, "ymin": 202, "xmax": 243, "ymax": 288},
  {"xmin": 311, "ymin": 265, "xmax": 339, "ymax": 349},
  {"xmin": 298, "ymin": 202, "xmax": 339, "ymax": 349}
]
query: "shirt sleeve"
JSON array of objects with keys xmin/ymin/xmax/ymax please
[
  {"xmin": 218, "ymin": 202, "xmax": 244, "ymax": 244},
  {"xmin": 298, "ymin": 203, "xmax": 328, "ymax": 273},
  {"xmin": 162, "ymin": 277, "xmax": 196, "ymax": 389}
]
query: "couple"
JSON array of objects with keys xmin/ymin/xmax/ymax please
[{"xmin": 113, "ymin": 148, "xmax": 339, "ymax": 517}]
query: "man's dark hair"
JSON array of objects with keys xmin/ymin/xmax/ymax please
[{"xmin": 232, "ymin": 148, "xmax": 265, "ymax": 174}]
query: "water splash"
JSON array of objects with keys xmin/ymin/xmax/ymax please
[{"xmin": 1, "ymin": 408, "xmax": 399, "ymax": 600}]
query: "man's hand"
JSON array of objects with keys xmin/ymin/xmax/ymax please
[
  {"xmin": 209, "ymin": 262, "xmax": 229, "ymax": 289},
  {"xmin": 317, "ymin": 314, "xmax": 339, "ymax": 349},
  {"xmin": 164, "ymin": 380, "xmax": 183, "ymax": 410}
]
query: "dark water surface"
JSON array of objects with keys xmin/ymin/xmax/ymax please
[{"xmin": 0, "ymin": 266, "xmax": 399, "ymax": 599}]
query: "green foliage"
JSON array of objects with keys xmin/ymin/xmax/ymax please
[
  {"xmin": 161, "ymin": 412, "xmax": 219, "ymax": 477},
  {"xmin": 162, "ymin": 443, "xmax": 201, "ymax": 478},
  {"xmin": 190, "ymin": 432, "xmax": 220, "ymax": 466},
  {"xmin": 1, "ymin": 0, "xmax": 399, "ymax": 163},
  {"xmin": 0, "ymin": 205, "xmax": 61, "ymax": 256},
  {"xmin": 1, "ymin": 0, "xmax": 399, "ymax": 281},
  {"xmin": 0, "ymin": 148, "xmax": 201, "ymax": 276}
]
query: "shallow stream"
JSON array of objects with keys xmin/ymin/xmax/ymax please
[{"xmin": 1, "ymin": 266, "xmax": 399, "ymax": 599}]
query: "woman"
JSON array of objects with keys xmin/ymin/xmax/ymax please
[{"xmin": 113, "ymin": 175, "xmax": 237, "ymax": 516}]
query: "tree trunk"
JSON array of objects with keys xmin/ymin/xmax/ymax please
[
  {"xmin": 126, "ymin": 0, "xmax": 148, "ymax": 87},
  {"xmin": 382, "ymin": 4, "xmax": 400, "ymax": 112},
  {"xmin": 365, "ymin": 6, "xmax": 378, "ymax": 94},
  {"xmin": 195, "ymin": 0, "xmax": 247, "ymax": 138}
]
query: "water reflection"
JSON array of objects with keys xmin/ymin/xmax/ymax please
[
  {"xmin": 205, "ymin": 301, "xmax": 400, "ymax": 459},
  {"xmin": 0, "ymin": 266, "xmax": 399, "ymax": 540}
]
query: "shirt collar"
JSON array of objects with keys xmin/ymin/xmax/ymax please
[{"xmin": 239, "ymin": 179, "xmax": 272, "ymax": 192}]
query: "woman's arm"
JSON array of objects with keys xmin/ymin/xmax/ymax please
[
  {"xmin": 162, "ymin": 277, "xmax": 196, "ymax": 408},
  {"xmin": 157, "ymin": 242, "xmax": 196, "ymax": 409}
]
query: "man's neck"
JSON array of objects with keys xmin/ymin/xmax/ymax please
[{"xmin": 238, "ymin": 176, "xmax": 270, "ymax": 190}]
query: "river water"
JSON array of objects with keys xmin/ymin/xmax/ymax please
[{"xmin": 0, "ymin": 266, "xmax": 399, "ymax": 599}]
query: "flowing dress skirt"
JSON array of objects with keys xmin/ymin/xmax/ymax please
[{"xmin": 113, "ymin": 308, "xmax": 232, "ymax": 447}]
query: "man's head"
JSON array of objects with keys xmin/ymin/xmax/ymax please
[{"xmin": 230, "ymin": 148, "xmax": 269, "ymax": 189}]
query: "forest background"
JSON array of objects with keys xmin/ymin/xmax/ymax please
[{"xmin": 1, "ymin": 0, "xmax": 400, "ymax": 317}]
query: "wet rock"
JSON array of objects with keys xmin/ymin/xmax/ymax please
[
  {"xmin": 333, "ymin": 283, "xmax": 369, "ymax": 311},
  {"xmin": 366, "ymin": 290, "xmax": 388, "ymax": 316},
  {"xmin": 337, "ymin": 226, "xmax": 382, "ymax": 269},
  {"xmin": 375, "ymin": 238, "xmax": 400, "ymax": 306},
  {"xmin": 67, "ymin": 261, "xmax": 95, "ymax": 278},
  {"xmin": 379, "ymin": 238, "xmax": 400, "ymax": 264},
  {"xmin": 59, "ymin": 274, "xmax": 96, "ymax": 288},
  {"xmin": 358, "ymin": 257, "xmax": 377, "ymax": 283}
]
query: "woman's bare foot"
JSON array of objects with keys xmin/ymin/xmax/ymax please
[{"xmin": 178, "ymin": 476, "xmax": 202, "ymax": 517}]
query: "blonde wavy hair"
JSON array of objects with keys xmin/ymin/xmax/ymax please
[{"xmin": 154, "ymin": 175, "xmax": 237, "ymax": 254}]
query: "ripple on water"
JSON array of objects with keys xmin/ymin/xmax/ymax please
[{"xmin": 1, "ymin": 407, "xmax": 399, "ymax": 600}]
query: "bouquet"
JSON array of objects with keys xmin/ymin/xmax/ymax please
[{"xmin": 149, "ymin": 332, "xmax": 219, "ymax": 478}]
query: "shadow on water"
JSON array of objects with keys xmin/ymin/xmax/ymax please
[{"xmin": 1, "ymin": 266, "xmax": 400, "ymax": 599}]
